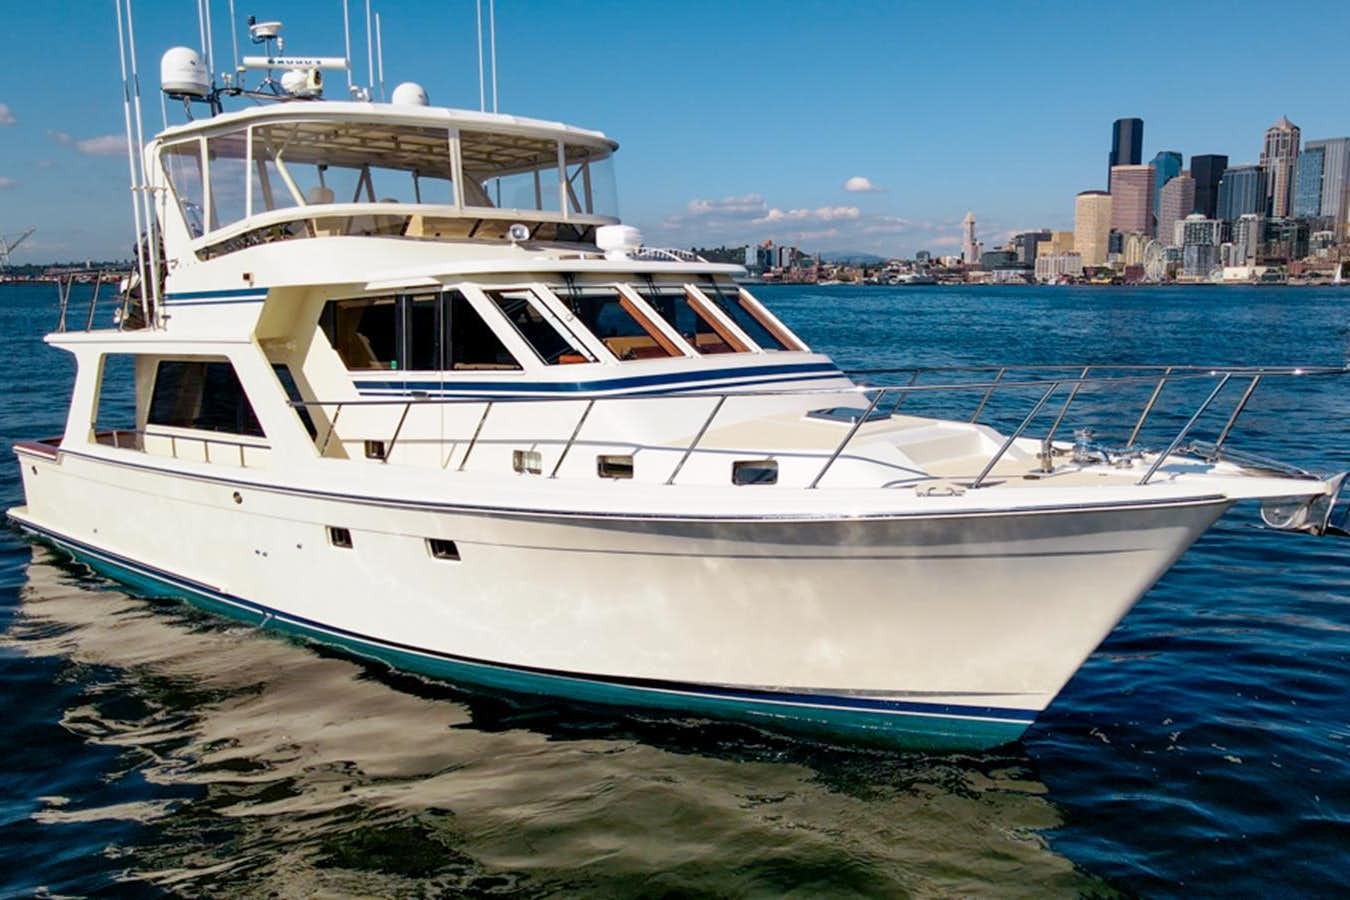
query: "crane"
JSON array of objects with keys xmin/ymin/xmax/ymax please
[{"xmin": 0, "ymin": 227, "xmax": 36, "ymax": 274}]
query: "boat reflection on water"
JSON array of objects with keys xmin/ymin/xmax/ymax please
[{"xmin": 6, "ymin": 543, "xmax": 1115, "ymax": 896}]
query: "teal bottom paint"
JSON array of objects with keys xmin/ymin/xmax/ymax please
[{"xmin": 38, "ymin": 530, "xmax": 1031, "ymax": 752}]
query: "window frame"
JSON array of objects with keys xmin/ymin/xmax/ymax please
[{"xmin": 145, "ymin": 357, "xmax": 267, "ymax": 440}]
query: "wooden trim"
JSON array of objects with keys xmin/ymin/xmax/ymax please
[
  {"xmin": 13, "ymin": 438, "xmax": 61, "ymax": 459},
  {"xmin": 616, "ymin": 290, "xmax": 682, "ymax": 358},
  {"xmin": 684, "ymin": 287, "xmax": 749, "ymax": 353},
  {"xmin": 737, "ymin": 287, "xmax": 807, "ymax": 351}
]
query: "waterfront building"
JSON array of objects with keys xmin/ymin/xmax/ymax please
[
  {"xmin": 1012, "ymin": 230, "xmax": 1051, "ymax": 264},
  {"xmin": 1157, "ymin": 173, "xmax": 1196, "ymax": 248},
  {"xmin": 961, "ymin": 212, "xmax": 979, "ymax": 265},
  {"xmin": 1123, "ymin": 232, "xmax": 1149, "ymax": 266},
  {"xmin": 1151, "ymin": 151, "xmax": 1183, "ymax": 221},
  {"xmin": 1180, "ymin": 213, "xmax": 1222, "ymax": 278},
  {"xmin": 1260, "ymin": 217, "xmax": 1310, "ymax": 263},
  {"xmin": 1217, "ymin": 165, "xmax": 1267, "ymax": 222},
  {"xmin": 1109, "ymin": 164, "xmax": 1155, "ymax": 235},
  {"xmin": 1232, "ymin": 214, "xmax": 1263, "ymax": 265},
  {"xmin": 1190, "ymin": 154, "xmax": 1228, "ymax": 220},
  {"xmin": 1302, "ymin": 138, "xmax": 1350, "ymax": 230},
  {"xmin": 1109, "ymin": 117, "xmax": 1144, "ymax": 180},
  {"xmin": 1260, "ymin": 116, "xmax": 1300, "ymax": 218},
  {"xmin": 1035, "ymin": 231, "xmax": 1075, "ymax": 258},
  {"xmin": 980, "ymin": 249, "xmax": 1017, "ymax": 268},
  {"xmin": 1034, "ymin": 251, "xmax": 1083, "ymax": 281},
  {"xmin": 915, "ymin": 250, "xmax": 931, "ymax": 263},
  {"xmin": 1074, "ymin": 191, "xmax": 1113, "ymax": 266}
]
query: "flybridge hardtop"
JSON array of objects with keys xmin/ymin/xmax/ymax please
[{"xmin": 10, "ymin": 9, "xmax": 1350, "ymax": 751}]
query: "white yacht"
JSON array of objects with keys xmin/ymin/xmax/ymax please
[{"xmin": 8, "ymin": 21, "xmax": 1349, "ymax": 750}]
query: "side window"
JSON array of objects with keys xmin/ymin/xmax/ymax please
[
  {"xmin": 697, "ymin": 278, "xmax": 791, "ymax": 351},
  {"xmin": 557, "ymin": 285, "xmax": 680, "ymax": 361},
  {"xmin": 447, "ymin": 291, "xmax": 520, "ymax": 370},
  {"xmin": 148, "ymin": 360, "xmax": 264, "ymax": 437},
  {"xmin": 488, "ymin": 289, "xmax": 594, "ymax": 365},
  {"xmin": 206, "ymin": 130, "xmax": 249, "ymax": 231},
  {"xmin": 321, "ymin": 297, "xmax": 399, "ymax": 370},
  {"xmin": 161, "ymin": 141, "xmax": 205, "ymax": 238},
  {"xmin": 405, "ymin": 294, "xmax": 441, "ymax": 371},
  {"xmin": 635, "ymin": 285, "xmax": 739, "ymax": 355}
]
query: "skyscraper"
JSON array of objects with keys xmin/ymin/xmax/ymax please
[
  {"xmin": 1109, "ymin": 164, "xmax": 1155, "ymax": 235},
  {"xmin": 1151, "ymin": 151, "xmax": 1183, "ymax": 220},
  {"xmin": 1189, "ymin": 154, "xmax": 1229, "ymax": 219},
  {"xmin": 1157, "ymin": 172, "xmax": 1196, "ymax": 248},
  {"xmin": 1109, "ymin": 118, "xmax": 1143, "ymax": 180},
  {"xmin": 1302, "ymin": 138, "xmax": 1350, "ymax": 229},
  {"xmin": 1293, "ymin": 144, "xmax": 1326, "ymax": 218},
  {"xmin": 1074, "ymin": 191, "xmax": 1112, "ymax": 266},
  {"xmin": 961, "ymin": 212, "xmax": 979, "ymax": 265},
  {"xmin": 1217, "ymin": 165, "xmax": 1267, "ymax": 222},
  {"xmin": 1260, "ymin": 116, "xmax": 1300, "ymax": 217}
]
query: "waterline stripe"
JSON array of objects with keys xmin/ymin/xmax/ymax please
[{"xmin": 12, "ymin": 516, "xmax": 1038, "ymax": 725}]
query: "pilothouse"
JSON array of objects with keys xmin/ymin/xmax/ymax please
[{"xmin": 9, "ymin": 10, "xmax": 1350, "ymax": 750}]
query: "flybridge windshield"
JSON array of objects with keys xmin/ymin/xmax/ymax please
[{"xmin": 160, "ymin": 118, "xmax": 618, "ymax": 238}]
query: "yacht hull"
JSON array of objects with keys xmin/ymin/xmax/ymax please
[{"xmin": 9, "ymin": 447, "xmax": 1230, "ymax": 750}]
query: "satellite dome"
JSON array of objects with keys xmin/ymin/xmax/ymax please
[{"xmin": 391, "ymin": 82, "xmax": 429, "ymax": 106}]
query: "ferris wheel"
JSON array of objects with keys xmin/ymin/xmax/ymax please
[{"xmin": 1143, "ymin": 240, "xmax": 1166, "ymax": 282}]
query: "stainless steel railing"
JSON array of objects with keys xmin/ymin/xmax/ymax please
[{"xmin": 289, "ymin": 365, "xmax": 1349, "ymax": 488}]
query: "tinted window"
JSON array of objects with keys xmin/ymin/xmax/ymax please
[
  {"xmin": 698, "ymin": 279, "xmax": 789, "ymax": 351},
  {"xmin": 556, "ymin": 285, "xmax": 677, "ymax": 361},
  {"xmin": 636, "ymin": 285, "xmax": 736, "ymax": 354},
  {"xmin": 489, "ymin": 289, "xmax": 593, "ymax": 365},
  {"xmin": 447, "ymin": 291, "xmax": 520, "ymax": 369},
  {"xmin": 272, "ymin": 364, "xmax": 317, "ymax": 438},
  {"xmin": 149, "ymin": 361, "xmax": 263, "ymax": 437},
  {"xmin": 322, "ymin": 297, "xmax": 399, "ymax": 369},
  {"xmin": 406, "ymin": 295, "xmax": 440, "ymax": 371}
]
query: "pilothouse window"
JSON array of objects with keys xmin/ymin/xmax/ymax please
[
  {"xmin": 634, "ymin": 285, "xmax": 739, "ymax": 354},
  {"xmin": 320, "ymin": 291, "xmax": 521, "ymax": 372},
  {"xmin": 555, "ymin": 284, "xmax": 680, "ymax": 360},
  {"xmin": 489, "ymin": 289, "xmax": 594, "ymax": 365},
  {"xmin": 322, "ymin": 297, "xmax": 400, "ymax": 370},
  {"xmin": 697, "ymin": 279, "xmax": 793, "ymax": 351}
]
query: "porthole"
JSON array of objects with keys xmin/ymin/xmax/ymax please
[
  {"xmin": 732, "ymin": 459, "xmax": 778, "ymax": 485},
  {"xmin": 597, "ymin": 454, "xmax": 634, "ymax": 479},
  {"xmin": 232, "ymin": 491, "xmax": 243, "ymax": 504},
  {"xmin": 513, "ymin": 449, "xmax": 543, "ymax": 475},
  {"xmin": 328, "ymin": 526, "xmax": 353, "ymax": 549},
  {"xmin": 426, "ymin": 538, "xmax": 460, "ymax": 560}
]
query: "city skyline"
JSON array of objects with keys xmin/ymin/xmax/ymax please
[{"xmin": 2, "ymin": 0, "xmax": 1350, "ymax": 262}]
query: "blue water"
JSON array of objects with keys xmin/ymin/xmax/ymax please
[{"xmin": 2, "ymin": 282, "xmax": 1349, "ymax": 895}]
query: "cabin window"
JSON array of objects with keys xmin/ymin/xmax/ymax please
[
  {"xmin": 148, "ymin": 360, "xmax": 264, "ymax": 437},
  {"xmin": 554, "ymin": 283, "xmax": 680, "ymax": 360},
  {"xmin": 328, "ymin": 526, "xmax": 353, "ymax": 548},
  {"xmin": 405, "ymin": 294, "xmax": 441, "ymax": 371},
  {"xmin": 446, "ymin": 291, "xmax": 521, "ymax": 370},
  {"xmin": 696, "ymin": 279, "xmax": 794, "ymax": 351},
  {"xmin": 161, "ymin": 140, "xmax": 206, "ymax": 238},
  {"xmin": 633, "ymin": 284, "xmax": 739, "ymax": 354},
  {"xmin": 597, "ymin": 454, "xmax": 634, "ymax": 479},
  {"xmin": 513, "ymin": 449, "xmax": 543, "ymax": 474},
  {"xmin": 205, "ymin": 129, "xmax": 249, "ymax": 231},
  {"xmin": 732, "ymin": 459, "xmax": 779, "ymax": 485},
  {"xmin": 93, "ymin": 353, "xmax": 137, "ymax": 441},
  {"xmin": 322, "ymin": 297, "xmax": 400, "ymax": 370},
  {"xmin": 489, "ymin": 289, "xmax": 595, "ymax": 365}
]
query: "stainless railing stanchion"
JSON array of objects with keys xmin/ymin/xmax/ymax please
[
  {"xmin": 969, "ymin": 367, "xmax": 1006, "ymax": 424},
  {"xmin": 666, "ymin": 395, "xmax": 727, "ymax": 486},
  {"xmin": 1128, "ymin": 366, "xmax": 1173, "ymax": 448},
  {"xmin": 55, "ymin": 278, "xmax": 71, "ymax": 333},
  {"xmin": 85, "ymin": 275, "xmax": 103, "ymax": 331},
  {"xmin": 808, "ymin": 387, "xmax": 888, "ymax": 490},
  {"xmin": 550, "ymin": 399, "xmax": 597, "ymax": 479},
  {"xmin": 1045, "ymin": 366, "xmax": 1091, "ymax": 445},
  {"xmin": 971, "ymin": 382, "xmax": 1060, "ymax": 488},
  {"xmin": 1213, "ymin": 375, "xmax": 1261, "ymax": 454},
  {"xmin": 888, "ymin": 368, "xmax": 921, "ymax": 414},
  {"xmin": 384, "ymin": 401, "xmax": 413, "ymax": 463},
  {"xmin": 1138, "ymin": 374, "xmax": 1231, "ymax": 485},
  {"xmin": 458, "ymin": 400, "xmax": 494, "ymax": 471},
  {"xmin": 319, "ymin": 403, "xmax": 344, "ymax": 456}
]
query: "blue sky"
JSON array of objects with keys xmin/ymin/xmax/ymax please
[{"xmin": 2, "ymin": 0, "xmax": 1349, "ymax": 262}]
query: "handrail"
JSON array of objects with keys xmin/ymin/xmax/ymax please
[
  {"xmin": 970, "ymin": 382, "xmax": 1060, "ymax": 488},
  {"xmin": 1138, "ymin": 375, "xmax": 1231, "ymax": 485}
]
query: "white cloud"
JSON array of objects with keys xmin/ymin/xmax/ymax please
[
  {"xmin": 753, "ymin": 206, "xmax": 859, "ymax": 225},
  {"xmin": 0, "ymin": 104, "xmax": 14, "ymax": 126},
  {"xmin": 0, "ymin": 177, "xmax": 16, "ymax": 189},
  {"xmin": 49, "ymin": 130, "xmax": 128, "ymax": 156},
  {"xmin": 684, "ymin": 193, "xmax": 766, "ymax": 217},
  {"xmin": 843, "ymin": 176, "xmax": 883, "ymax": 193}
]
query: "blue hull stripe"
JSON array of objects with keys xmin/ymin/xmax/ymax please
[
  {"xmin": 164, "ymin": 287, "xmax": 269, "ymax": 307},
  {"xmin": 353, "ymin": 362, "xmax": 843, "ymax": 396},
  {"xmin": 11, "ymin": 517, "xmax": 1036, "ymax": 749}
]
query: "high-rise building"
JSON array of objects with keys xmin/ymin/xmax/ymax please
[
  {"xmin": 1035, "ymin": 231, "xmax": 1075, "ymax": 259},
  {"xmin": 1109, "ymin": 118, "xmax": 1144, "ymax": 180},
  {"xmin": 1301, "ymin": 138, "xmax": 1350, "ymax": 229},
  {"xmin": 1217, "ymin": 165, "xmax": 1267, "ymax": 222},
  {"xmin": 1012, "ymin": 230, "xmax": 1051, "ymax": 264},
  {"xmin": 961, "ymin": 212, "xmax": 979, "ymax": 265},
  {"xmin": 1293, "ymin": 144, "xmax": 1326, "ymax": 218},
  {"xmin": 1189, "ymin": 154, "xmax": 1229, "ymax": 219},
  {"xmin": 1232, "ymin": 214, "xmax": 1263, "ymax": 266},
  {"xmin": 1109, "ymin": 164, "xmax": 1155, "ymax": 235},
  {"xmin": 1074, "ymin": 191, "xmax": 1112, "ymax": 266},
  {"xmin": 1151, "ymin": 151, "xmax": 1183, "ymax": 220},
  {"xmin": 1260, "ymin": 116, "xmax": 1301, "ymax": 217},
  {"xmin": 1180, "ymin": 214, "xmax": 1222, "ymax": 278},
  {"xmin": 1157, "ymin": 173, "xmax": 1196, "ymax": 248}
]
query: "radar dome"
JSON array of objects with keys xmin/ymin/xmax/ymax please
[
  {"xmin": 160, "ymin": 46, "xmax": 210, "ymax": 98},
  {"xmin": 391, "ymin": 82, "xmax": 429, "ymax": 106}
]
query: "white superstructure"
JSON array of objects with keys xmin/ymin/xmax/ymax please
[{"xmin": 8, "ymin": 18, "xmax": 1350, "ymax": 750}]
